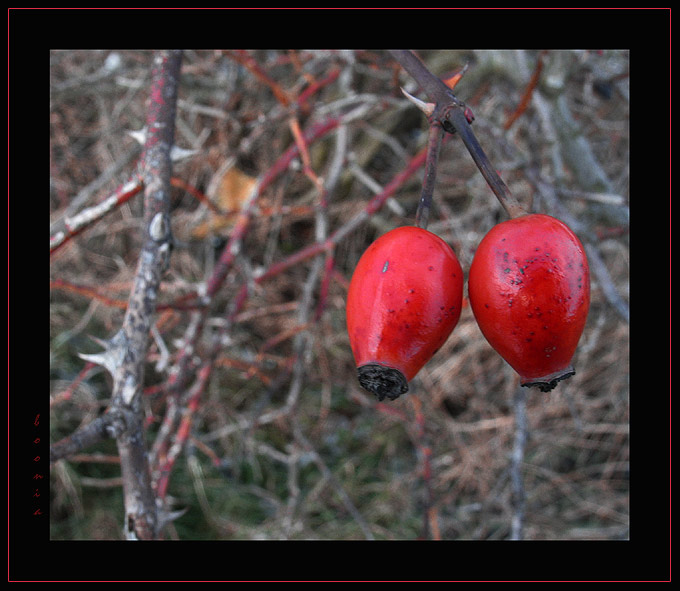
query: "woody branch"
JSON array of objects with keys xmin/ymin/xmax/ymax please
[
  {"xmin": 49, "ymin": 50, "xmax": 183, "ymax": 540},
  {"xmin": 113, "ymin": 49, "xmax": 183, "ymax": 540}
]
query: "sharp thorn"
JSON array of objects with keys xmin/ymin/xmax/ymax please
[{"xmin": 400, "ymin": 87, "xmax": 435, "ymax": 117}]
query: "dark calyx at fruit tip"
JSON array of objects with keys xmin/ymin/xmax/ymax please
[
  {"xmin": 357, "ymin": 364, "xmax": 408, "ymax": 401},
  {"xmin": 521, "ymin": 366, "xmax": 576, "ymax": 392}
]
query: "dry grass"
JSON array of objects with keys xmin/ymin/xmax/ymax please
[{"xmin": 50, "ymin": 49, "xmax": 629, "ymax": 542}]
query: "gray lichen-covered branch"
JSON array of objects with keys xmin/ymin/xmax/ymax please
[
  {"xmin": 50, "ymin": 50, "xmax": 183, "ymax": 540},
  {"xmin": 112, "ymin": 49, "xmax": 182, "ymax": 540}
]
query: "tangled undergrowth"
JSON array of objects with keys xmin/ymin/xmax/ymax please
[{"xmin": 50, "ymin": 49, "xmax": 629, "ymax": 542}]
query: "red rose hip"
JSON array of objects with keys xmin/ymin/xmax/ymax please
[
  {"xmin": 346, "ymin": 226, "xmax": 463, "ymax": 401},
  {"xmin": 468, "ymin": 214, "xmax": 590, "ymax": 391}
]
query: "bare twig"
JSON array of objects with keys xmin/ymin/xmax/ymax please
[
  {"xmin": 415, "ymin": 124, "xmax": 445, "ymax": 229},
  {"xmin": 391, "ymin": 49, "xmax": 528, "ymax": 220},
  {"xmin": 50, "ymin": 410, "xmax": 127, "ymax": 463},
  {"xmin": 510, "ymin": 386, "xmax": 528, "ymax": 540},
  {"xmin": 504, "ymin": 50, "xmax": 547, "ymax": 131},
  {"xmin": 49, "ymin": 178, "xmax": 143, "ymax": 255}
]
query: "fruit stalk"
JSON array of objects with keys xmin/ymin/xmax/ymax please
[
  {"xmin": 391, "ymin": 50, "xmax": 528, "ymax": 220},
  {"xmin": 415, "ymin": 124, "xmax": 445, "ymax": 230},
  {"xmin": 445, "ymin": 106, "xmax": 527, "ymax": 219}
]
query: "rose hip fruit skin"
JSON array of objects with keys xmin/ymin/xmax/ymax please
[
  {"xmin": 346, "ymin": 226, "xmax": 463, "ymax": 401},
  {"xmin": 468, "ymin": 214, "xmax": 590, "ymax": 391}
]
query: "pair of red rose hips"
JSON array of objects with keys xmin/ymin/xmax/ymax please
[{"xmin": 346, "ymin": 214, "xmax": 590, "ymax": 400}]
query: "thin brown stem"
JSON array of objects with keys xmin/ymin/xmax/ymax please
[
  {"xmin": 445, "ymin": 107, "xmax": 527, "ymax": 219},
  {"xmin": 416, "ymin": 123, "xmax": 445, "ymax": 229}
]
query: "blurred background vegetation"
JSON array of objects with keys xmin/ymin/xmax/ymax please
[{"xmin": 50, "ymin": 49, "xmax": 629, "ymax": 541}]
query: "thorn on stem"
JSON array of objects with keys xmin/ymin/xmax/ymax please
[
  {"xmin": 78, "ymin": 330, "xmax": 128, "ymax": 378},
  {"xmin": 442, "ymin": 63, "xmax": 469, "ymax": 90},
  {"xmin": 400, "ymin": 87, "xmax": 435, "ymax": 117}
]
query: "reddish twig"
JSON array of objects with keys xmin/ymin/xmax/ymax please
[
  {"xmin": 289, "ymin": 116, "xmax": 324, "ymax": 194},
  {"xmin": 296, "ymin": 67, "xmax": 341, "ymax": 109},
  {"xmin": 252, "ymin": 144, "xmax": 428, "ymax": 288},
  {"xmin": 50, "ymin": 361, "xmax": 97, "ymax": 408},
  {"xmin": 49, "ymin": 177, "xmax": 143, "ymax": 255},
  {"xmin": 504, "ymin": 50, "xmax": 548, "ymax": 131},
  {"xmin": 148, "ymin": 115, "xmax": 343, "ymax": 496},
  {"xmin": 205, "ymin": 117, "xmax": 341, "ymax": 299},
  {"xmin": 227, "ymin": 50, "xmax": 293, "ymax": 107},
  {"xmin": 49, "ymin": 278, "xmax": 128, "ymax": 309},
  {"xmin": 155, "ymin": 361, "xmax": 213, "ymax": 501},
  {"xmin": 154, "ymin": 130, "xmax": 430, "ymax": 481},
  {"xmin": 170, "ymin": 176, "xmax": 226, "ymax": 216}
]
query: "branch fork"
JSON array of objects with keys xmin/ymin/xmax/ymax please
[{"xmin": 391, "ymin": 50, "xmax": 528, "ymax": 221}]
